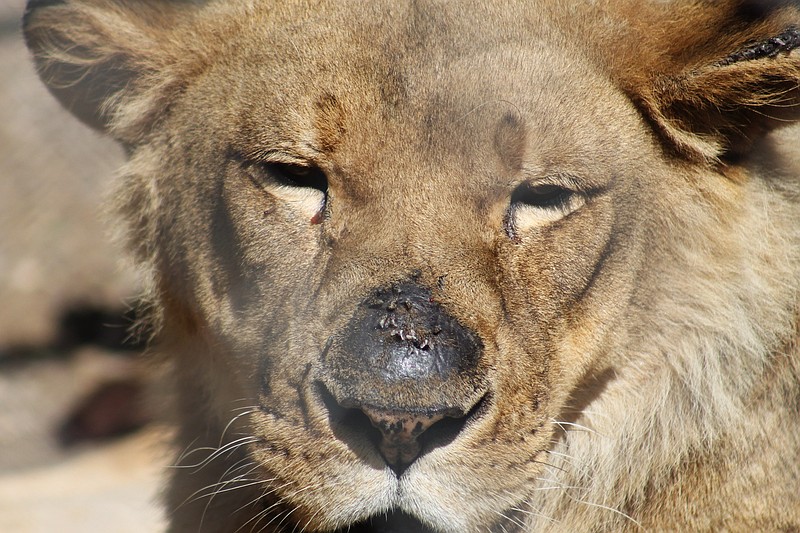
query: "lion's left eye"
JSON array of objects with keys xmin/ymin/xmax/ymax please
[
  {"xmin": 505, "ymin": 181, "xmax": 586, "ymax": 237},
  {"xmin": 511, "ymin": 183, "xmax": 573, "ymax": 209}
]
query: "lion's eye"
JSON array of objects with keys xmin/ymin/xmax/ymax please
[
  {"xmin": 250, "ymin": 162, "xmax": 328, "ymax": 224},
  {"xmin": 265, "ymin": 162, "xmax": 328, "ymax": 194},
  {"xmin": 511, "ymin": 183, "xmax": 572, "ymax": 209},
  {"xmin": 505, "ymin": 181, "xmax": 586, "ymax": 237}
]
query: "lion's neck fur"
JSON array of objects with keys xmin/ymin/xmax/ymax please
[{"xmin": 527, "ymin": 140, "xmax": 800, "ymax": 530}]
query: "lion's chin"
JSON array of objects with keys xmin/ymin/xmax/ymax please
[{"xmin": 295, "ymin": 468, "xmax": 521, "ymax": 533}]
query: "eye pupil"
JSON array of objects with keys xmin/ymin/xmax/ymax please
[
  {"xmin": 266, "ymin": 163, "xmax": 328, "ymax": 193},
  {"xmin": 511, "ymin": 183, "xmax": 570, "ymax": 208}
]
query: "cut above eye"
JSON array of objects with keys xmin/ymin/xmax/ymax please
[{"xmin": 506, "ymin": 181, "xmax": 586, "ymax": 237}]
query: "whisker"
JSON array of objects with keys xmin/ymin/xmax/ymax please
[
  {"xmin": 219, "ymin": 408, "xmax": 260, "ymax": 446},
  {"xmin": 234, "ymin": 480, "xmax": 305, "ymax": 533},
  {"xmin": 232, "ymin": 479, "xmax": 295, "ymax": 518},
  {"xmin": 544, "ymin": 450, "xmax": 575, "ymax": 461},
  {"xmin": 501, "ymin": 489, "xmax": 558, "ymax": 525},
  {"xmin": 566, "ymin": 495, "xmax": 643, "ymax": 529},
  {"xmin": 172, "ymin": 437, "xmax": 202, "ymax": 467},
  {"xmin": 491, "ymin": 508, "xmax": 526, "ymax": 531},
  {"xmin": 174, "ymin": 436, "xmax": 260, "ymax": 471},
  {"xmin": 197, "ymin": 479, "xmax": 271, "ymax": 531},
  {"xmin": 550, "ymin": 418, "xmax": 601, "ymax": 436},
  {"xmin": 531, "ymin": 459, "xmax": 570, "ymax": 474},
  {"xmin": 179, "ymin": 470, "xmax": 263, "ymax": 510}
]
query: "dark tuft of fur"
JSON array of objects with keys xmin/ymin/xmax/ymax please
[{"xmin": 719, "ymin": 27, "xmax": 800, "ymax": 65}]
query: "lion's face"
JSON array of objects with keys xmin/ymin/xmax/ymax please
[
  {"xmin": 24, "ymin": 1, "xmax": 800, "ymax": 531},
  {"xmin": 146, "ymin": 17, "xmax": 660, "ymax": 530}
]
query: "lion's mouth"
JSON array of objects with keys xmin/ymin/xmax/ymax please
[
  {"xmin": 333, "ymin": 510, "xmax": 437, "ymax": 533},
  {"xmin": 318, "ymin": 382, "xmax": 490, "ymax": 475}
]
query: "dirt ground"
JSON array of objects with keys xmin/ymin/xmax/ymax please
[{"xmin": 1, "ymin": 1, "xmax": 170, "ymax": 530}]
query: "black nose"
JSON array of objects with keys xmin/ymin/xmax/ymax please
[{"xmin": 321, "ymin": 281, "xmax": 485, "ymax": 471}]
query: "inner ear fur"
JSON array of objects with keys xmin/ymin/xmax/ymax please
[
  {"xmin": 23, "ymin": 0, "xmax": 200, "ymax": 144},
  {"xmin": 640, "ymin": 28, "xmax": 800, "ymax": 163}
]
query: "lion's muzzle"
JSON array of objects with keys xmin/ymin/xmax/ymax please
[{"xmin": 320, "ymin": 281, "xmax": 487, "ymax": 473}]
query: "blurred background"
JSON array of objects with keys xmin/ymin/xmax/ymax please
[{"xmin": 0, "ymin": 0, "xmax": 170, "ymax": 530}]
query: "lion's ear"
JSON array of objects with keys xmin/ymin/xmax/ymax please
[
  {"xmin": 633, "ymin": 25, "xmax": 800, "ymax": 163},
  {"xmin": 23, "ymin": 0, "xmax": 196, "ymax": 144}
]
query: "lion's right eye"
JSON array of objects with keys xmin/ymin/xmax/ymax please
[
  {"xmin": 264, "ymin": 162, "xmax": 328, "ymax": 194},
  {"xmin": 247, "ymin": 161, "xmax": 329, "ymax": 223}
]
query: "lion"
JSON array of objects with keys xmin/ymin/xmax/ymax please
[{"xmin": 23, "ymin": 0, "xmax": 800, "ymax": 531}]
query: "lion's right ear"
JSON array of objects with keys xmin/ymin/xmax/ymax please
[{"xmin": 23, "ymin": 0, "xmax": 196, "ymax": 144}]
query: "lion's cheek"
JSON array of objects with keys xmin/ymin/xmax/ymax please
[{"xmin": 494, "ymin": 196, "xmax": 642, "ymax": 399}]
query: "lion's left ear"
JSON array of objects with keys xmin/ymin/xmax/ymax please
[{"xmin": 634, "ymin": 27, "xmax": 800, "ymax": 163}]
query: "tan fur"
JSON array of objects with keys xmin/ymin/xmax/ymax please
[{"xmin": 24, "ymin": 1, "xmax": 800, "ymax": 531}]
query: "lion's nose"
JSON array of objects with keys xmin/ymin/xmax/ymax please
[{"xmin": 320, "ymin": 280, "xmax": 486, "ymax": 474}]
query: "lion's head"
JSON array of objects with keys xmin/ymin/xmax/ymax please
[{"xmin": 25, "ymin": 1, "xmax": 800, "ymax": 531}]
